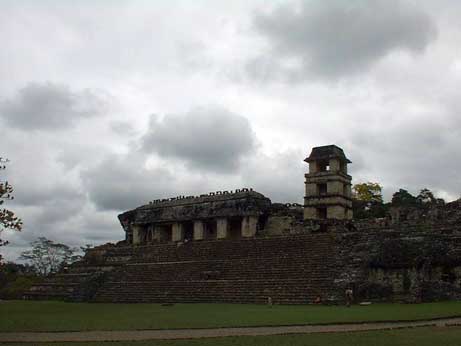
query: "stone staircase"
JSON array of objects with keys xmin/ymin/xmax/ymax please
[
  {"xmin": 94, "ymin": 234, "xmax": 342, "ymax": 304},
  {"xmin": 25, "ymin": 271, "xmax": 105, "ymax": 302}
]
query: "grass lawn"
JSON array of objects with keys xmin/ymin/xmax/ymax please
[
  {"xmin": 1, "ymin": 327, "xmax": 461, "ymax": 346},
  {"xmin": 1, "ymin": 300, "xmax": 461, "ymax": 332}
]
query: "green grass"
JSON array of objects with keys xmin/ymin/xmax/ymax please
[
  {"xmin": 1, "ymin": 301, "xmax": 461, "ymax": 332},
  {"xmin": 1, "ymin": 327, "xmax": 461, "ymax": 346}
]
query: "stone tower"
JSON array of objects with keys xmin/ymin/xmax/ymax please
[{"xmin": 303, "ymin": 145, "xmax": 353, "ymax": 220}]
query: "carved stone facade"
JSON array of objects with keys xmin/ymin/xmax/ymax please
[
  {"xmin": 303, "ymin": 145, "xmax": 353, "ymax": 220},
  {"xmin": 118, "ymin": 189, "xmax": 271, "ymax": 245}
]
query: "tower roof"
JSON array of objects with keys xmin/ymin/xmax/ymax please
[{"xmin": 304, "ymin": 144, "xmax": 351, "ymax": 163}]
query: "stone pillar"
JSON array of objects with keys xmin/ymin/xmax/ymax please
[
  {"xmin": 304, "ymin": 207, "xmax": 317, "ymax": 220},
  {"xmin": 327, "ymin": 180, "xmax": 343, "ymax": 194},
  {"xmin": 329, "ymin": 158, "xmax": 340, "ymax": 172},
  {"xmin": 241, "ymin": 216, "xmax": 258, "ymax": 237},
  {"xmin": 151, "ymin": 226, "xmax": 160, "ymax": 242},
  {"xmin": 132, "ymin": 225, "xmax": 141, "ymax": 245},
  {"xmin": 327, "ymin": 206, "xmax": 346, "ymax": 220},
  {"xmin": 172, "ymin": 223, "xmax": 184, "ymax": 242},
  {"xmin": 305, "ymin": 183, "xmax": 317, "ymax": 196},
  {"xmin": 216, "ymin": 218, "xmax": 228, "ymax": 239},
  {"xmin": 346, "ymin": 209, "xmax": 353, "ymax": 219},
  {"xmin": 193, "ymin": 220, "xmax": 205, "ymax": 240}
]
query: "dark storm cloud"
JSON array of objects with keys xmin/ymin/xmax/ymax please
[
  {"xmin": 141, "ymin": 107, "xmax": 256, "ymax": 172},
  {"xmin": 249, "ymin": 0, "xmax": 437, "ymax": 80},
  {"xmin": 0, "ymin": 82, "xmax": 107, "ymax": 130}
]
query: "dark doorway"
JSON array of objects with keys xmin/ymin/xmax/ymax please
[
  {"xmin": 228, "ymin": 217, "xmax": 242, "ymax": 239},
  {"xmin": 317, "ymin": 207, "xmax": 327, "ymax": 219},
  {"xmin": 204, "ymin": 220, "xmax": 217, "ymax": 240},
  {"xmin": 158, "ymin": 224, "xmax": 173, "ymax": 242},
  {"xmin": 183, "ymin": 221, "xmax": 194, "ymax": 241}
]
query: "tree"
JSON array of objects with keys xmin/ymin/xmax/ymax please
[
  {"xmin": 391, "ymin": 189, "xmax": 418, "ymax": 207},
  {"xmin": 19, "ymin": 237, "xmax": 81, "ymax": 276},
  {"xmin": 0, "ymin": 261, "xmax": 40, "ymax": 299},
  {"xmin": 352, "ymin": 182, "xmax": 387, "ymax": 219},
  {"xmin": 416, "ymin": 188, "xmax": 445, "ymax": 205},
  {"xmin": 0, "ymin": 157, "xmax": 22, "ymax": 261},
  {"xmin": 416, "ymin": 188, "xmax": 436, "ymax": 204},
  {"xmin": 353, "ymin": 182, "xmax": 383, "ymax": 204}
]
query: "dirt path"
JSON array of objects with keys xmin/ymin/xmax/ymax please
[{"xmin": 1, "ymin": 318, "xmax": 460, "ymax": 343}]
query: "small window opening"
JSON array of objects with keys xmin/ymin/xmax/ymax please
[
  {"xmin": 318, "ymin": 183, "xmax": 327, "ymax": 196},
  {"xmin": 318, "ymin": 160, "xmax": 330, "ymax": 172},
  {"xmin": 317, "ymin": 207, "xmax": 327, "ymax": 219}
]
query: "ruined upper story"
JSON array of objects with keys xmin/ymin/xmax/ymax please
[
  {"xmin": 114, "ymin": 144, "xmax": 461, "ymax": 247},
  {"xmin": 118, "ymin": 188, "xmax": 272, "ymax": 245}
]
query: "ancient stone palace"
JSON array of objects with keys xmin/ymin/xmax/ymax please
[
  {"xmin": 119, "ymin": 144, "xmax": 353, "ymax": 246},
  {"xmin": 26, "ymin": 144, "xmax": 461, "ymax": 304},
  {"xmin": 118, "ymin": 189, "xmax": 271, "ymax": 245}
]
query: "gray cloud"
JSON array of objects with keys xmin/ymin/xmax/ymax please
[
  {"xmin": 0, "ymin": 82, "xmax": 107, "ymax": 130},
  {"xmin": 141, "ymin": 107, "xmax": 256, "ymax": 172},
  {"xmin": 345, "ymin": 113, "xmax": 461, "ymax": 201},
  {"xmin": 242, "ymin": 149, "xmax": 306, "ymax": 204},
  {"xmin": 250, "ymin": 0, "xmax": 437, "ymax": 80},
  {"xmin": 82, "ymin": 154, "xmax": 177, "ymax": 211}
]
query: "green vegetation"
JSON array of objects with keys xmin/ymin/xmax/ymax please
[
  {"xmin": 0, "ymin": 157, "xmax": 23, "ymax": 262},
  {"xmin": 0, "ymin": 263, "xmax": 40, "ymax": 300},
  {"xmin": 1, "ymin": 327, "xmax": 461, "ymax": 346},
  {"xmin": 1, "ymin": 301, "xmax": 461, "ymax": 332}
]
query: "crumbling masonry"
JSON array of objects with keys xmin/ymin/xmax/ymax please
[{"xmin": 26, "ymin": 145, "xmax": 461, "ymax": 304}]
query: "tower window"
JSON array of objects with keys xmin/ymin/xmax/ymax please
[
  {"xmin": 317, "ymin": 207, "xmax": 327, "ymax": 219},
  {"xmin": 318, "ymin": 160, "xmax": 330, "ymax": 172},
  {"xmin": 318, "ymin": 183, "xmax": 327, "ymax": 196}
]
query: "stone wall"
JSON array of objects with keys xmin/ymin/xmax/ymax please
[
  {"xmin": 26, "ymin": 200, "xmax": 461, "ymax": 304},
  {"xmin": 335, "ymin": 202, "xmax": 461, "ymax": 302}
]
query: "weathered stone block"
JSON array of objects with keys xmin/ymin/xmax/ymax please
[
  {"xmin": 327, "ymin": 205, "xmax": 347, "ymax": 219},
  {"xmin": 304, "ymin": 207, "xmax": 317, "ymax": 220},
  {"xmin": 216, "ymin": 218, "xmax": 228, "ymax": 239},
  {"xmin": 132, "ymin": 225, "xmax": 142, "ymax": 245},
  {"xmin": 241, "ymin": 216, "xmax": 258, "ymax": 237},
  {"xmin": 193, "ymin": 221, "xmax": 205, "ymax": 240},
  {"xmin": 172, "ymin": 223, "xmax": 184, "ymax": 242}
]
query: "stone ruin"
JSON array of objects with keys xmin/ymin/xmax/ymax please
[
  {"xmin": 118, "ymin": 188, "xmax": 271, "ymax": 245},
  {"xmin": 26, "ymin": 145, "xmax": 461, "ymax": 304}
]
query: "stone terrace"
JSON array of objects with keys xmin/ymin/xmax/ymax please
[{"xmin": 93, "ymin": 234, "xmax": 341, "ymax": 304}]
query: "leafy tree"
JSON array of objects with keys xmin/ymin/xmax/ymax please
[
  {"xmin": 416, "ymin": 188, "xmax": 436, "ymax": 204},
  {"xmin": 352, "ymin": 182, "xmax": 383, "ymax": 204},
  {"xmin": 391, "ymin": 189, "xmax": 418, "ymax": 207},
  {"xmin": 0, "ymin": 157, "xmax": 22, "ymax": 261},
  {"xmin": 416, "ymin": 188, "xmax": 445, "ymax": 206},
  {"xmin": 19, "ymin": 237, "xmax": 81, "ymax": 276},
  {"xmin": 352, "ymin": 182, "xmax": 387, "ymax": 219},
  {"xmin": 0, "ymin": 261, "xmax": 39, "ymax": 299}
]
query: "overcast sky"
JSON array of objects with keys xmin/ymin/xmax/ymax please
[{"xmin": 1, "ymin": 0, "xmax": 461, "ymax": 260}]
